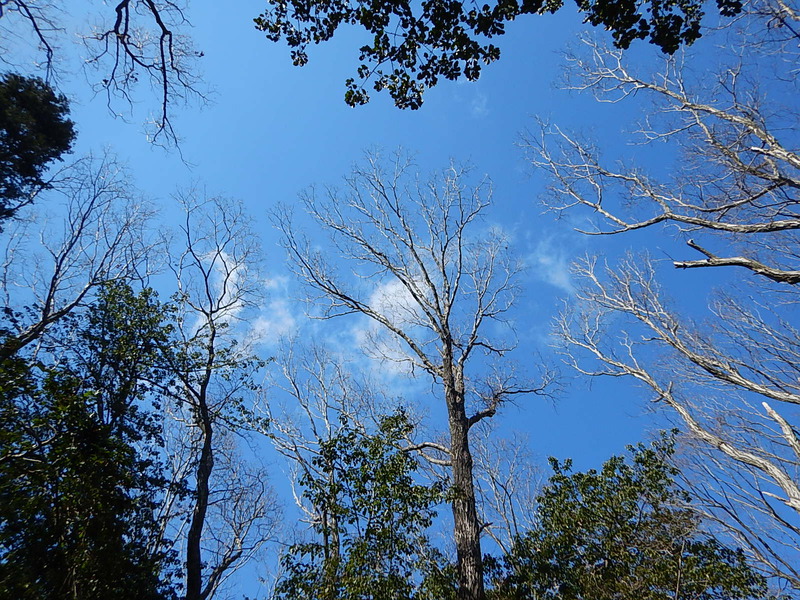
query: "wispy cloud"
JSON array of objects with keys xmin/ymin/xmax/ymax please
[
  {"xmin": 210, "ymin": 249, "xmax": 248, "ymax": 322},
  {"xmin": 526, "ymin": 238, "xmax": 575, "ymax": 294},
  {"xmin": 338, "ymin": 278, "xmax": 430, "ymax": 381},
  {"xmin": 367, "ymin": 278, "xmax": 425, "ymax": 328},
  {"xmin": 248, "ymin": 298, "xmax": 298, "ymax": 345},
  {"xmin": 245, "ymin": 274, "xmax": 299, "ymax": 347},
  {"xmin": 263, "ymin": 274, "xmax": 290, "ymax": 291},
  {"xmin": 471, "ymin": 92, "xmax": 489, "ymax": 118},
  {"xmin": 453, "ymin": 80, "xmax": 490, "ymax": 118}
]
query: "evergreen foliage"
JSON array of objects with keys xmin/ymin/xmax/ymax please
[
  {"xmin": 276, "ymin": 410, "xmax": 445, "ymax": 600},
  {"xmin": 0, "ymin": 283, "xmax": 178, "ymax": 600},
  {"xmin": 0, "ymin": 73, "xmax": 75, "ymax": 222},
  {"xmin": 487, "ymin": 432, "xmax": 772, "ymax": 600}
]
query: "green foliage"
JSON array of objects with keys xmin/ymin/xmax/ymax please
[
  {"xmin": 0, "ymin": 73, "xmax": 75, "ymax": 222},
  {"xmin": 74, "ymin": 282, "xmax": 175, "ymax": 436},
  {"xmin": 487, "ymin": 432, "xmax": 770, "ymax": 600},
  {"xmin": 255, "ymin": 0, "xmax": 742, "ymax": 109},
  {"xmin": 0, "ymin": 283, "xmax": 178, "ymax": 599},
  {"xmin": 416, "ymin": 546, "xmax": 459, "ymax": 600},
  {"xmin": 275, "ymin": 410, "xmax": 446, "ymax": 600}
]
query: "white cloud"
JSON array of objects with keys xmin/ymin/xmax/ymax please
[
  {"xmin": 452, "ymin": 80, "xmax": 489, "ymax": 118},
  {"xmin": 471, "ymin": 92, "xmax": 489, "ymax": 118},
  {"xmin": 241, "ymin": 272, "xmax": 299, "ymax": 346},
  {"xmin": 263, "ymin": 274, "xmax": 290, "ymax": 291},
  {"xmin": 341, "ymin": 277, "xmax": 431, "ymax": 379},
  {"xmin": 209, "ymin": 249, "xmax": 248, "ymax": 322},
  {"xmin": 247, "ymin": 297, "xmax": 298, "ymax": 346},
  {"xmin": 185, "ymin": 249, "xmax": 250, "ymax": 335},
  {"xmin": 527, "ymin": 238, "xmax": 575, "ymax": 294},
  {"xmin": 367, "ymin": 278, "xmax": 425, "ymax": 327}
]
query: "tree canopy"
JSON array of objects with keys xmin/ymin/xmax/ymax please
[
  {"xmin": 255, "ymin": 0, "xmax": 743, "ymax": 108},
  {"xmin": 276, "ymin": 410, "xmax": 445, "ymax": 600},
  {"xmin": 0, "ymin": 283, "xmax": 177, "ymax": 600},
  {"xmin": 1, "ymin": 1, "xmax": 796, "ymax": 599}
]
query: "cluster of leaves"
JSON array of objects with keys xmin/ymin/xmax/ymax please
[
  {"xmin": 255, "ymin": 0, "xmax": 742, "ymax": 108},
  {"xmin": 486, "ymin": 432, "xmax": 772, "ymax": 600},
  {"xmin": 276, "ymin": 409, "xmax": 447, "ymax": 600},
  {"xmin": 0, "ymin": 73, "xmax": 74, "ymax": 223},
  {"xmin": 0, "ymin": 283, "xmax": 180, "ymax": 600}
]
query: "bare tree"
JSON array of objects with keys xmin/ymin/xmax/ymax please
[
  {"xmin": 0, "ymin": 151, "xmax": 156, "ymax": 358},
  {"xmin": 525, "ymin": 2, "xmax": 800, "ymax": 587},
  {"xmin": 0, "ymin": 0, "xmax": 203, "ymax": 145},
  {"xmin": 265, "ymin": 339, "xmax": 384, "ymax": 518},
  {"xmin": 471, "ymin": 425, "xmax": 541, "ymax": 555},
  {"xmin": 160, "ymin": 192, "xmax": 277, "ymax": 600},
  {"xmin": 276, "ymin": 151, "xmax": 553, "ymax": 600}
]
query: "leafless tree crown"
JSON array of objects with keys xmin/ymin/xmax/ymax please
[
  {"xmin": 524, "ymin": 1, "xmax": 800, "ymax": 587},
  {"xmin": 277, "ymin": 151, "xmax": 533, "ymax": 387},
  {"xmin": 0, "ymin": 151, "xmax": 156, "ymax": 359},
  {"xmin": 160, "ymin": 193, "xmax": 275, "ymax": 600},
  {"xmin": 277, "ymin": 150, "xmax": 553, "ymax": 600}
]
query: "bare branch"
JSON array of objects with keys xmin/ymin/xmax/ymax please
[
  {"xmin": 674, "ymin": 239, "xmax": 800, "ymax": 284},
  {"xmin": 536, "ymin": 8, "xmax": 800, "ymax": 583},
  {"xmin": 0, "ymin": 0, "xmax": 205, "ymax": 146},
  {"xmin": 0, "ymin": 152, "xmax": 156, "ymax": 359},
  {"xmin": 160, "ymin": 191, "xmax": 270, "ymax": 600}
]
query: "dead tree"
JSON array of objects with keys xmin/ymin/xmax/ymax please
[
  {"xmin": 525, "ymin": 2, "xmax": 800, "ymax": 587},
  {"xmin": 277, "ymin": 151, "xmax": 552, "ymax": 600}
]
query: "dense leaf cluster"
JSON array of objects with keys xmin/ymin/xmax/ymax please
[
  {"xmin": 488, "ymin": 433, "xmax": 772, "ymax": 600},
  {"xmin": 0, "ymin": 73, "xmax": 74, "ymax": 223},
  {"xmin": 276, "ymin": 410, "xmax": 446, "ymax": 600},
  {"xmin": 0, "ymin": 283, "xmax": 179, "ymax": 600},
  {"xmin": 255, "ymin": 0, "xmax": 743, "ymax": 108}
]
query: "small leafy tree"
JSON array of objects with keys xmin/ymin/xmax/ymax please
[
  {"xmin": 488, "ymin": 433, "xmax": 771, "ymax": 600},
  {"xmin": 0, "ymin": 72, "xmax": 74, "ymax": 222},
  {"xmin": 275, "ymin": 409, "xmax": 445, "ymax": 600}
]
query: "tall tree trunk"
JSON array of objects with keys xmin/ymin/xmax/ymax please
[
  {"xmin": 445, "ymin": 364, "xmax": 485, "ymax": 600},
  {"xmin": 185, "ymin": 411, "xmax": 213, "ymax": 600}
]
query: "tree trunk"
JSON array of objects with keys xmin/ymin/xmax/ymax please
[
  {"xmin": 445, "ymin": 364, "xmax": 485, "ymax": 600},
  {"xmin": 185, "ymin": 413, "xmax": 213, "ymax": 600}
]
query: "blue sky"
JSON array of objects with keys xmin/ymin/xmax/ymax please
[{"xmin": 6, "ymin": 0, "xmax": 737, "ymax": 594}]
